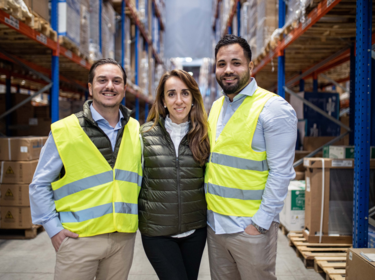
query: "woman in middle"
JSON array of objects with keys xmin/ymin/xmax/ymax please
[{"xmin": 139, "ymin": 69, "xmax": 210, "ymax": 280}]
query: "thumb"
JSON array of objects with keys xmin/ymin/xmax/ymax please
[{"xmin": 64, "ymin": 230, "xmax": 79, "ymax": 238}]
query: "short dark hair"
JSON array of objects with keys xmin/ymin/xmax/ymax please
[
  {"xmin": 88, "ymin": 58, "xmax": 127, "ymax": 85},
  {"xmin": 215, "ymin": 34, "xmax": 252, "ymax": 62}
]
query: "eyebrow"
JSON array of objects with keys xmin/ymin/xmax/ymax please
[
  {"xmin": 96, "ymin": 75, "xmax": 122, "ymax": 80},
  {"xmin": 166, "ymin": 89, "xmax": 190, "ymax": 93},
  {"xmin": 217, "ymin": 58, "xmax": 241, "ymax": 63}
]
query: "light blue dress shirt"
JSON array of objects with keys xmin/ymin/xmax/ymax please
[
  {"xmin": 208, "ymin": 78, "xmax": 297, "ymax": 234},
  {"xmin": 29, "ymin": 104, "xmax": 124, "ymax": 238}
]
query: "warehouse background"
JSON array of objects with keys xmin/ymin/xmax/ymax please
[{"xmin": 0, "ymin": 0, "xmax": 375, "ymax": 279}]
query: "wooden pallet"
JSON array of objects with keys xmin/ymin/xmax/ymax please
[
  {"xmin": 279, "ymin": 223, "xmax": 302, "ymax": 237},
  {"xmin": 59, "ymin": 36, "xmax": 87, "ymax": 60},
  {"xmin": 32, "ymin": 11, "xmax": 57, "ymax": 42},
  {"xmin": 288, "ymin": 232, "xmax": 305, "ymax": 247},
  {"xmin": 295, "ymin": 241, "xmax": 351, "ymax": 268},
  {"xmin": 0, "ymin": 225, "xmax": 44, "ymax": 239},
  {"xmin": 0, "ymin": 0, "xmax": 33, "ymax": 27},
  {"xmin": 314, "ymin": 256, "xmax": 347, "ymax": 280}
]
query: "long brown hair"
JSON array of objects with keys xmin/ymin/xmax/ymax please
[{"xmin": 147, "ymin": 69, "xmax": 210, "ymax": 166}]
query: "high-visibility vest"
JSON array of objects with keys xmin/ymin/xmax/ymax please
[
  {"xmin": 51, "ymin": 114, "xmax": 142, "ymax": 237},
  {"xmin": 205, "ymin": 87, "xmax": 275, "ymax": 217}
]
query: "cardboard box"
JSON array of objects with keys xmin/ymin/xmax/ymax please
[
  {"xmin": 0, "ymin": 160, "xmax": 38, "ymax": 184},
  {"xmin": 323, "ymin": 145, "xmax": 375, "ymax": 159},
  {"xmin": 0, "ymin": 137, "xmax": 47, "ymax": 161},
  {"xmin": 0, "ymin": 206, "xmax": 32, "ymax": 229},
  {"xmin": 346, "ymin": 249, "xmax": 375, "ymax": 280},
  {"xmin": 280, "ymin": 180, "xmax": 305, "ymax": 231},
  {"xmin": 303, "ymin": 136, "xmax": 347, "ymax": 152},
  {"xmin": 303, "ymin": 158, "xmax": 375, "ymax": 243},
  {"xmin": 23, "ymin": 0, "xmax": 50, "ymax": 21},
  {"xmin": 294, "ymin": 150, "xmax": 322, "ymax": 172},
  {"xmin": 34, "ymin": 106, "xmax": 50, "ymax": 119},
  {"xmin": 323, "ymin": 146, "xmax": 355, "ymax": 159},
  {"xmin": 0, "ymin": 184, "xmax": 30, "ymax": 206},
  {"xmin": 294, "ymin": 172, "xmax": 305, "ymax": 180}
]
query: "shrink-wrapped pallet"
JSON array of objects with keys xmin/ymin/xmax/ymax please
[
  {"xmin": 101, "ymin": 2, "xmax": 115, "ymax": 59},
  {"xmin": 255, "ymin": 0, "xmax": 278, "ymax": 57},
  {"xmin": 80, "ymin": 0, "xmax": 90, "ymax": 59},
  {"xmin": 248, "ymin": 0, "xmax": 257, "ymax": 57},
  {"xmin": 240, "ymin": 2, "xmax": 250, "ymax": 44},
  {"xmin": 58, "ymin": 0, "xmax": 81, "ymax": 46},
  {"xmin": 89, "ymin": 0, "xmax": 101, "ymax": 61}
]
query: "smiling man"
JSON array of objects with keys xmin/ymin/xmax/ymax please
[
  {"xmin": 29, "ymin": 58, "xmax": 142, "ymax": 280},
  {"xmin": 205, "ymin": 35, "xmax": 297, "ymax": 279}
]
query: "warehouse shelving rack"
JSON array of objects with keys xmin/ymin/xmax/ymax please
[
  {"xmin": 113, "ymin": 0, "xmax": 165, "ymax": 122},
  {"xmin": 1, "ymin": 0, "xmax": 165, "ymax": 133},
  {"xmin": 216, "ymin": 0, "xmax": 374, "ymax": 247}
]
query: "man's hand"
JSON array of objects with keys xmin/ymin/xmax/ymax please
[
  {"xmin": 51, "ymin": 229, "xmax": 79, "ymax": 252},
  {"xmin": 244, "ymin": 224, "xmax": 262, "ymax": 236}
]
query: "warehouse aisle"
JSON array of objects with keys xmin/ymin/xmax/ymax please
[{"xmin": 0, "ymin": 229, "xmax": 324, "ymax": 280}]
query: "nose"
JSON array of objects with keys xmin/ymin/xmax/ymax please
[
  {"xmin": 224, "ymin": 64, "xmax": 234, "ymax": 75},
  {"xmin": 176, "ymin": 93, "xmax": 183, "ymax": 104},
  {"xmin": 106, "ymin": 80, "xmax": 114, "ymax": 90}
]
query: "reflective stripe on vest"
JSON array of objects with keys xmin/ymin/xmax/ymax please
[
  {"xmin": 210, "ymin": 152, "xmax": 269, "ymax": 172},
  {"xmin": 205, "ymin": 87, "xmax": 275, "ymax": 217},
  {"xmin": 51, "ymin": 114, "xmax": 142, "ymax": 237}
]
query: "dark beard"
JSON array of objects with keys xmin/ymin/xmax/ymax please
[{"xmin": 217, "ymin": 72, "xmax": 250, "ymax": 95}]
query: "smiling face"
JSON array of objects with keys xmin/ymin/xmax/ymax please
[
  {"xmin": 163, "ymin": 76, "xmax": 193, "ymax": 124},
  {"xmin": 215, "ymin": 43, "xmax": 253, "ymax": 100},
  {"xmin": 88, "ymin": 63, "xmax": 126, "ymax": 111}
]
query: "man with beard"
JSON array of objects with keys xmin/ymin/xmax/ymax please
[
  {"xmin": 205, "ymin": 34, "xmax": 297, "ymax": 279},
  {"xmin": 29, "ymin": 58, "xmax": 142, "ymax": 280}
]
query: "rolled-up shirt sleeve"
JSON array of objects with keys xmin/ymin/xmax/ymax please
[
  {"xmin": 29, "ymin": 132, "xmax": 64, "ymax": 238},
  {"xmin": 251, "ymin": 97, "xmax": 297, "ymax": 230}
]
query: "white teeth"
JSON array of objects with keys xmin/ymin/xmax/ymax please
[
  {"xmin": 104, "ymin": 93, "xmax": 115, "ymax": 96},
  {"xmin": 175, "ymin": 108, "xmax": 184, "ymax": 112}
]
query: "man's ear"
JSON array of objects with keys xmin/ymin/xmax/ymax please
[
  {"xmin": 88, "ymin": 83, "xmax": 93, "ymax": 97},
  {"xmin": 249, "ymin": 61, "xmax": 254, "ymax": 77}
]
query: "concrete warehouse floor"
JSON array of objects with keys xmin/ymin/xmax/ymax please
[{"xmin": 0, "ymin": 229, "xmax": 324, "ymax": 280}]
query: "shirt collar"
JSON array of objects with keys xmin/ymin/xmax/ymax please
[
  {"xmin": 224, "ymin": 77, "xmax": 258, "ymax": 103},
  {"xmin": 165, "ymin": 115, "xmax": 190, "ymax": 130},
  {"xmin": 90, "ymin": 104, "xmax": 124, "ymax": 125}
]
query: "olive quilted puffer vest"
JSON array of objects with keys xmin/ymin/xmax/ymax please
[{"xmin": 139, "ymin": 118, "xmax": 207, "ymax": 236}]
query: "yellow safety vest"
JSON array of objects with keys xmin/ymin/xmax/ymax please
[
  {"xmin": 205, "ymin": 87, "xmax": 275, "ymax": 217},
  {"xmin": 51, "ymin": 114, "xmax": 142, "ymax": 237}
]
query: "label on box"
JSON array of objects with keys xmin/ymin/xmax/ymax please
[
  {"xmin": 20, "ymin": 146, "xmax": 28, "ymax": 153},
  {"xmin": 304, "ymin": 159, "xmax": 309, "ymax": 166},
  {"xmin": 332, "ymin": 160, "xmax": 352, "ymax": 167},
  {"xmin": 29, "ymin": 118, "xmax": 38, "ymax": 126},
  {"xmin": 291, "ymin": 190, "xmax": 305, "ymax": 210},
  {"xmin": 306, "ymin": 177, "xmax": 311, "ymax": 192},
  {"xmin": 349, "ymin": 251, "xmax": 352, "ymax": 260},
  {"xmin": 327, "ymin": 0, "xmax": 335, "ymax": 7}
]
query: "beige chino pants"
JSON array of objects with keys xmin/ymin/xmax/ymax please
[
  {"xmin": 55, "ymin": 232, "xmax": 136, "ymax": 280},
  {"xmin": 207, "ymin": 222, "xmax": 278, "ymax": 280}
]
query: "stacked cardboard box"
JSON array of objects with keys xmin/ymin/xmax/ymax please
[
  {"xmin": 323, "ymin": 145, "xmax": 375, "ymax": 159},
  {"xmin": 346, "ymin": 249, "xmax": 375, "ymax": 280},
  {"xmin": 255, "ymin": 0, "xmax": 277, "ymax": 57},
  {"xmin": 303, "ymin": 158, "xmax": 375, "ymax": 243},
  {"xmin": 102, "ymin": 1, "xmax": 116, "ymax": 59},
  {"xmin": 0, "ymin": 137, "xmax": 46, "ymax": 229},
  {"xmin": 23, "ymin": 0, "xmax": 50, "ymax": 21}
]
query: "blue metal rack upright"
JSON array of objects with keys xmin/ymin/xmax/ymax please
[
  {"xmin": 121, "ymin": 0, "xmax": 126, "ymax": 106},
  {"xmin": 277, "ymin": 0, "xmax": 285, "ymax": 99},
  {"xmin": 353, "ymin": 0, "xmax": 373, "ymax": 248},
  {"xmin": 51, "ymin": 0, "xmax": 60, "ymax": 123},
  {"xmin": 236, "ymin": 1, "xmax": 241, "ymax": 36},
  {"xmin": 134, "ymin": 0, "xmax": 139, "ymax": 120}
]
